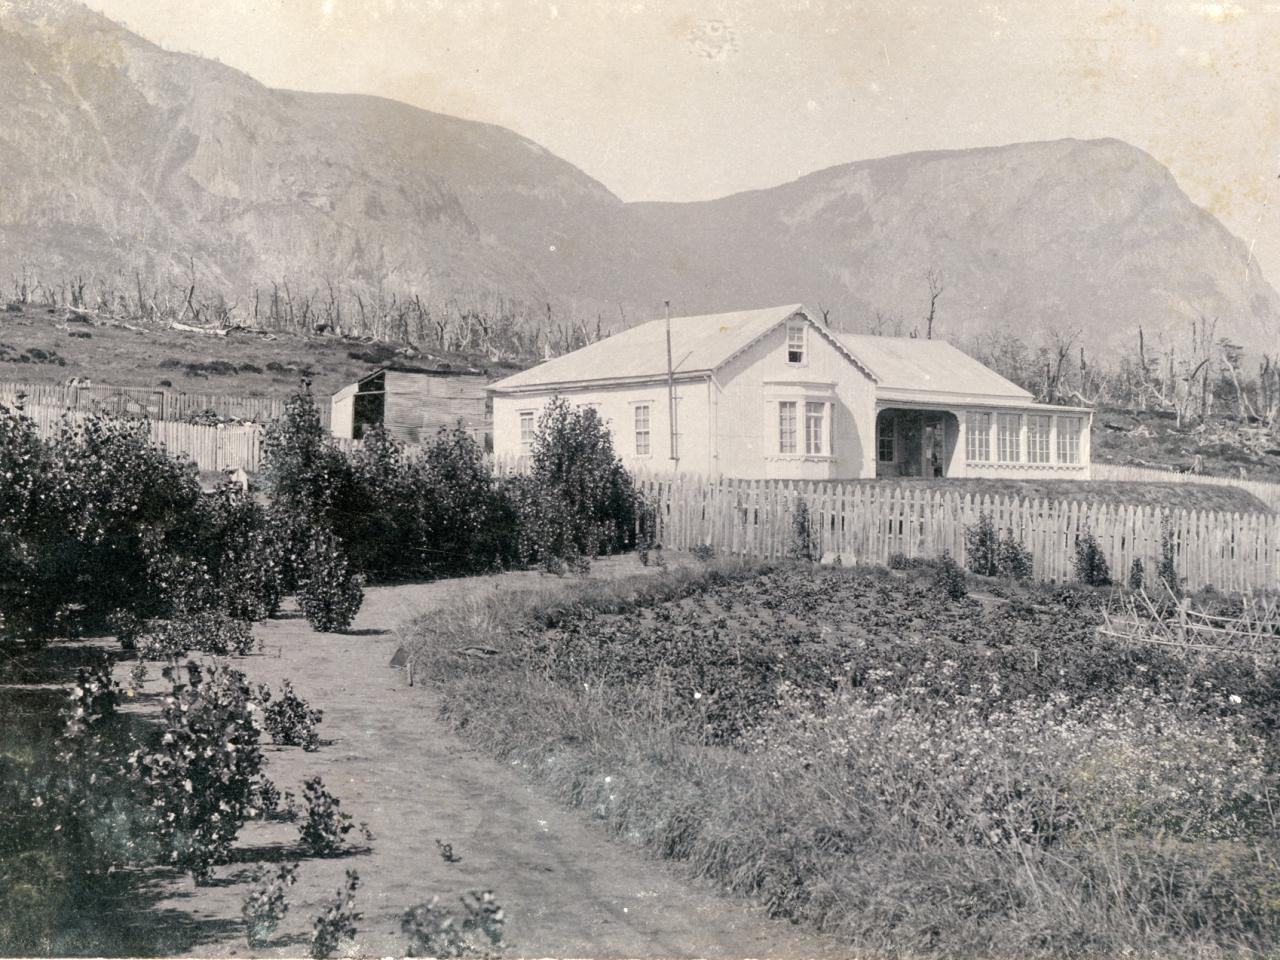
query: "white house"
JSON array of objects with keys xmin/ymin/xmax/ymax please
[{"xmin": 489, "ymin": 304, "xmax": 1092, "ymax": 480}]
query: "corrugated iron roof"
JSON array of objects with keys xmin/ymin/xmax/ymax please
[
  {"xmin": 490, "ymin": 304, "xmax": 806, "ymax": 391},
  {"xmin": 838, "ymin": 334, "xmax": 1032, "ymax": 400}
]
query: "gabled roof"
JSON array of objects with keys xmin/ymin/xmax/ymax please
[
  {"xmin": 838, "ymin": 334, "xmax": 1033, "ymax": 402},
  {"xmin": 490, "ymin": 304, "xmax": 807, "ymax": 392}
]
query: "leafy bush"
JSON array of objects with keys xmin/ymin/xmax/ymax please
[
  {"xmin": 787, "ymin": 499, "xmax": 816, "ymax": 562},
  {"xmin": 260, "ymin": 391, "xmax": 354, "ymax": 541},
  {"xmin": 259, "ymin": 680, "xmax": 323, "ymax": 751},
  {"xmin": 135, "ymin": 611, "xmax": 256, "ymax": 661},
  {"xmin": 1127, "ymin": 557, "xmax": 1146, "ymax": 591},
  {"xmin": 297, "ymin": 528, "xmax": 364, "ymax": 632},
  {"xmin": 242, "ymin": 862, "xmax": 298, "ymax": 948},
  {"xmin": 965, "ymin": 512, "xmax": 1032, "ymax": 580},
  {"xmin": 129, "ymin": 662, "xmax": 266, "ymax": 883},
  {"xmin": 310, "ymin": 869, "xmax": 361, "ymax": 959},
  {"xmin": 932, "ymin": 551, "xmax": 968, "ymax": 600},
  {"xmin": 1159, "ymin": 514, "xmax": 1181, "ymax": 595},
  {"xmin": 1072, "ymin": 529, "xmax": 1112, "ymax": 586},
  {"xmin": 513, "ymin": 397, "xmax": 638, "ymax": 572},
  {"xmin": 690, "ymin": 544, "xmax": 716, "ymax": 562},
  {"xmin": 401, "ymin": 891, "xmax": 505, "ymax": 958},
  {"xmin": 298, "ymin": 776, "xmax": 355, "ymax": 856}
]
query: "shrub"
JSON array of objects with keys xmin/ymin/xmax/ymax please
[
  {"xmin": 260, "ymin": 391, "xmax": 353, "ymax": 534},
  {"xmin": 242, "ymin": 862, "xmax": 298, "ymax": 948},
  {"xmin": 135, "ymin": 611, "xmax": 255, "ymax": 661},
  {"xmin": 310, "ymin": 870, "xmax": 361, "ymax": 960},
  {"xmin": 515, "ymin": 397, "xmax": 638, "ymax": 571},
  {"xmin": 259, "ymin": 680, "xmax": 323, "ymax": 751},
  {"xmin": 130, "ymin": 662, "xmax": 266, "ymax": 883},
  {"xmin": 1159, "ymin": 514, "xmax": 1181, "ymax": 595},
  {"xmin": 787, "ymin": 499, "xmax": 815, "ymax": 562},
  {"xmin": 1127, "ymin": 557, "xmax": 1146, "ymax": 591},
  {"xmin": 690, "ymin": 544, "xmax": 716, "ymax": 562},
  {"xmin": 964, "ymin": 511, "xmax": 1000, "ymax": 576},
  {"xmin": 298, "ymin": 776, "xmax": 355, "ymax": 856},
  {"xmin": 401, "ymin": 891, "xmax": 505, "ymax": 958},
  {"xmin": 297, "ymin": 528, "xmax": 363, "ymax": 632},
  {"xmin": 1073, "ymin": 529, "xmax": 1112, "ymax": 586},
  {"xmin": 965, "ymin": 512, "xmax": 1032, "ymax": 580},
  {"xmin": 418, "ymin": 425, "xmax": 511, "ymax": 578},
  {"xmin": 932, "ymin": 551, "xmax": 967, "ymax": 600}
]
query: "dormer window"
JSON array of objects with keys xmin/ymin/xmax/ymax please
[{"xmin": 786, "ymin": 322, "xmax": 806, "ymax": 364}]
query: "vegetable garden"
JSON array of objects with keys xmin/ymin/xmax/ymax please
[{"xmin": 409, "ymin": 560, "xmax": 1280, "ymax": 959}]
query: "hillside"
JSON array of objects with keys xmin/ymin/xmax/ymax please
[{"xmin": 1, "ymin": 0, "xmax": 1278, "ymax": 355}]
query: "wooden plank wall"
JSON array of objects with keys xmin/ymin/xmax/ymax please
[
  {"xmin": 23, "ymin": 404, "xmax": 263, "ymax": 474},
  {"xmin": 383, "ymin": 371, "xmax": 489, "ymax": 445},
  {"xmin": 634, "ymin": 474, "xmax": 1280, "ymax": 593},
  {"xmin": 0, "ymin": 379, "xmax": 303, "ymax": 425}
]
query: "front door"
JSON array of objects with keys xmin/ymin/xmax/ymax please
[{"xmin": 923, "ymin": 417, "xmax": 945, "ymax": 478}]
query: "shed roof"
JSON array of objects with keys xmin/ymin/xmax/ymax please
[
  {"xmin": 489, "ymin": 304, "xmax": 806, "ymax": 391},
  {"xmin": 838, "ymin": 334, "xmax": 1032, "ymax": 401}
]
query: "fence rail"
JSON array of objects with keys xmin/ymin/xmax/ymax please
[
  {"xmin": 1092, "ymin": 462, "xmax": 1280, "ymax": 512},
  {"xmin": 24, "ymin": 404, "xmax": 264, "ymax": 474},
  {"xmin": 637, "ymin": 475, "xmax": 1280, "ymax": 593},
  {"xmin": 0, "ymin": 379, "xmax": 310, "ymax": 425}
]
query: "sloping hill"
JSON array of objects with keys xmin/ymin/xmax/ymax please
[
  {"xmin": 630, "ymin": 139, "xmax": 1280, "ymax": 354},
  {"xmin": 1, "ymin": 0, "xmax": 1277, "ymax": 356}
]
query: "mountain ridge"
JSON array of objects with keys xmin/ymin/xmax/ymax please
[{"xmin": 1, "ymin": 0, "xmax": 1276, "ymax": 355}]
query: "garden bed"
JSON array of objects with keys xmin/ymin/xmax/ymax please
[{"xmin": 407, "ymin": 559, "xmax": 1280, "ymax": 959}]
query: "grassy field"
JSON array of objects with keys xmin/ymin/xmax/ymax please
[
  {"xmin": 407, "ymin": 558, "xmax": 1280, "ymax": 959},
  {"xmin": 0, "ymin": 303, "xmax": 514, "ymax": 402},
  {"xmin": 858, "ymin": 477, "xmax": 1271, "ymax": 513}
]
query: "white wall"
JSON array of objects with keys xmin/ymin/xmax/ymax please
[
  {"xmin": 715, "ymin": 319, "xmax": 877, "ymax": 479},
  {"xmin": 492, "ymin": 378, "xmax": 714, "ymax": 475}
]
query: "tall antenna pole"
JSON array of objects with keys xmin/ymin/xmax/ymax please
[{"xmin": 665, "ymin": 300, "xmax": 678, "ymax": 464}]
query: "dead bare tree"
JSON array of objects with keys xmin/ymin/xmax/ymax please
[{"xmin": 923, "ymin": 267, "xmax": 945, "ymax": 340}]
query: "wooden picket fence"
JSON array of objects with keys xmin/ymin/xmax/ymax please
[
  {"xmin": 0, "ymin": 379, "xmax": 305, "ymax": 425},
  {"xmin": 1092, "ymin": 462, "xmax": 1280, "ymax": 512},
  {"xmin": 635, "ymin": 475, "xmax": 1280, "ymax": 592},
  {"xmin": 23, "ymin": 404, "xmax": 264, "ymax": 474}
]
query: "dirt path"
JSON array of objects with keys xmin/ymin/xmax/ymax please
[{"xmin": 113, "ymin": 560, "xmax": 841, "ymax": 959}]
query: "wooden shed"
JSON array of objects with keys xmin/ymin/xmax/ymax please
[{"xmin": 330, "ymin": 366, "xmax": 490, "ymax": 447}]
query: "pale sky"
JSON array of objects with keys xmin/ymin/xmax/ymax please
[{"xmin": 85, "ymin": 0, "xmax": 1280, "ymax": 285}]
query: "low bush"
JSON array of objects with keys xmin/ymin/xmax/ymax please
[
  {"xmin": 1073, "ymin": 529, "xmax": 1112, "ymax": 586},
  {"xmin": 297, "ymin": 528, "xmax": 363, "ymax": 632},
  {"xmin": 401, "ymin": 891, "xmax": 506, "ymax": 958},
  {"xmin": 298, "ymin": 776, "xmax": 355, "ymax": 856},
  {"xmin": 965, "ymin": 511, "xmax": 1033, "ymax": 580},
  {"xmin": 932, "ymin": 551, "xmax": 967, "ymax": 600},
  {"xmin": 134, "ymin": 611, "xmax": 256, "ymax": 661},
  {"xmin": 310, "ymin": 870, "xmax": 361, "ymax": 960},
  {"xmin": 129, "ymin": 662, "xmax": 266, "ymax": 883},
  {"xmin": 242, "ymin": 862, "xmax": 298, "ymax": 948},
  {"xmin": 258, "ymin": 680, "xmax": 323, "ymax": 751}
]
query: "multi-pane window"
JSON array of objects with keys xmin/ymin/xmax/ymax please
[
  {"xmin": 1057, "ymin": 416, "xmax": 1082, "ymax": 464},
  {"xmin": 786, "ymin": 323, "xmax": 805, "ymax": 364},
  {"xmin": 634, "ymin": 404, "xmax": 650, "ymax": 456},
  {"xmin": 997, "ymin": 413, "xmax": 1021, "ymax": 463},
  {"xmin": 805, "ymin": 402, "xmax": 825, "ymax": 455},
  {"xmin": 965, "ymin": 411, "xmax": 991, "ymax": 462},
  {"xmin": 877, "ymin": 417, "xmax": 895, "ymax": 462},
  {"xmin": 1027, "ymin": 415, "xmax": 1051, "ymax": 464},
  {"xmin": 519, "ymin": 411, "xmax": 535, "ymax": 453},
  {"xmin": 778, "ymin": 401, "xmax": 798, "ymax": 454}
]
